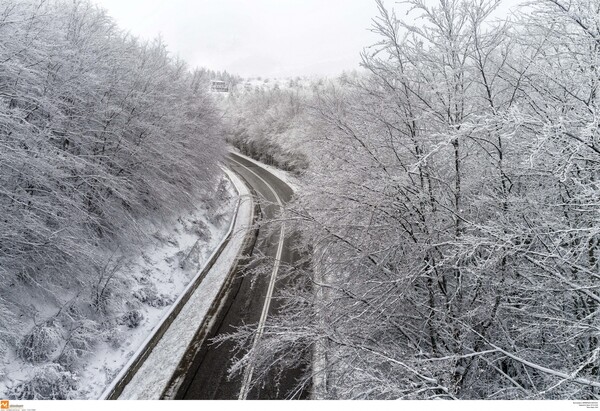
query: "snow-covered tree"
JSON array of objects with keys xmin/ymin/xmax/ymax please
[
  {"xmin": 229, "ymin": 0, "xmax": 600, "ymax": 400},
  {"xmin": 0, "ymin": 0, "xmax": 225, "ymax": 397}
]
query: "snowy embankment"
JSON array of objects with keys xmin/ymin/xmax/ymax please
[
  {"xmin": 78, "ymin": 173, "xmax": 240, "ymax": 399},
  {"xmin": 0, "ymin": 173, "xmax": 239, "ymax": 400},
  {"xmin": 112, "ymin": 169, "xmax": 253, "ymax": 400}
]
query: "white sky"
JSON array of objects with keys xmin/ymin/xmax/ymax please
[{"xmin": 91, "ymin": 0, "xmax": 523, "ymax": 79}]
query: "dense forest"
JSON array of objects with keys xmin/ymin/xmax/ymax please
[
  {"xmin": 0, "ymin": 0, "xmax": 226, "ymax": 399},
  {"xmin": 228, "ymin": 0, "xmax": 600, "ymax": 400},
  {"xmin": 225, "ymin": 80, "xmax": 309, "ymax": 173},
  {"xmin": 2, "ymin": 0, "xmax": 600, "ymax": 401}
]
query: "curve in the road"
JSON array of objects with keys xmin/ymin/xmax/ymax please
[
  {"xmin": 172, "ymin": 152, "xmax": 303, "ymax": 400},
  {"xmin": 228, "ymin": 156, "xmax": 286, "ymax": 400}
]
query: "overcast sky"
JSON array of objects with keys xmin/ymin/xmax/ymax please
[{"xmin": 91, "ymin": 0, "xmax": 522, "ymax": 79}]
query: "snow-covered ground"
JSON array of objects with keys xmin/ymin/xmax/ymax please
[
  {"xmin": 0, "ymin": 174, "xmax": 239, "ymax": 400},
  {"xmin": 79, "ymin": 177, "xmax": 239, "ymax": 399},
  {"xmin": 115, "ymin": 169, "xmax": 254, "ymax": 400}
]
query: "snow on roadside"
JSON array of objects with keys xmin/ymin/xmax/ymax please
[
  {"xmin": 116, "ymin": 169, "xmax": 253, "ymax": 400},
  {"xmin": 75, "ymin": 175, "xmax": 239, "ymax": 399},
  {"xmin": 229, "ymin": 148, "xmax": 300, "ymax": 192},
  {"xmin": 0, "ymin": 173, "xmax": 238, "ymax": 400}
]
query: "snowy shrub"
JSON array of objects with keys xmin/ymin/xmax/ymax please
[
  {"xmin": 57, "ymin": 322, "xmax": 98, "ymax": 370},
  {"xmin": 175, "ymin": 249, "xmax": 189, "ymax": 269},
  {"xmin": 8, "ymin": 364, "xmax": 77, "ymax": 400},
  {"xmin": 17, "ymin": 323, "xmax": 62, "ymax": 364},
  {"xmin": 57, "ymin": 348, "xmax": 81, "ymax": 372},
  {"xmin": 133, "ymin": 285, "xmax": 173, "ymax": 308},
  {"xmin": 125, "ymin": 296, "xmax": 142, "ymax": 310},
  {"xmin": 121, "ymin": 310, "xmax": 144, "ymax": 329},
  {"xmin": 105, "ymin": 328, "xmax": 125, "ymax": 350},
  {"xmin": 185, "ymin": 219, "xmax": 211, "ymax": 240}
]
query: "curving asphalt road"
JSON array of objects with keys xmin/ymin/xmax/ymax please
[{"xmin": 173, "ymin": 152, "xmax": 307, "ymax": 400}]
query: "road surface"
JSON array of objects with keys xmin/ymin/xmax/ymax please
[{"xmin": 174, "ymin": 152, "xmax": 308, "ymax": 400}]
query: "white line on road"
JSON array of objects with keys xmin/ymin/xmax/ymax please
[{"xmin": 229, "ymin": 156, "xmax": 286, "ymax": 400}]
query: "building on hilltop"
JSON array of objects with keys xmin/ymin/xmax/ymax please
[{"xmin": 210, "ymin": 80, "xmax": 229, "ymax": 93}]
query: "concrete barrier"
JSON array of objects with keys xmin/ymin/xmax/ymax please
[
  {"xmin": 101, "ymin": 173, "xmax": 247, "ymax": 400},
  {"xmin": 159, "ymin": 171, "xmax": 262, "ymax": 399}
]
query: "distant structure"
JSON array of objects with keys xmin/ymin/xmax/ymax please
[{"xmin": 210, "ymin": 80, "xmax": 229, "ymax": 93}]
